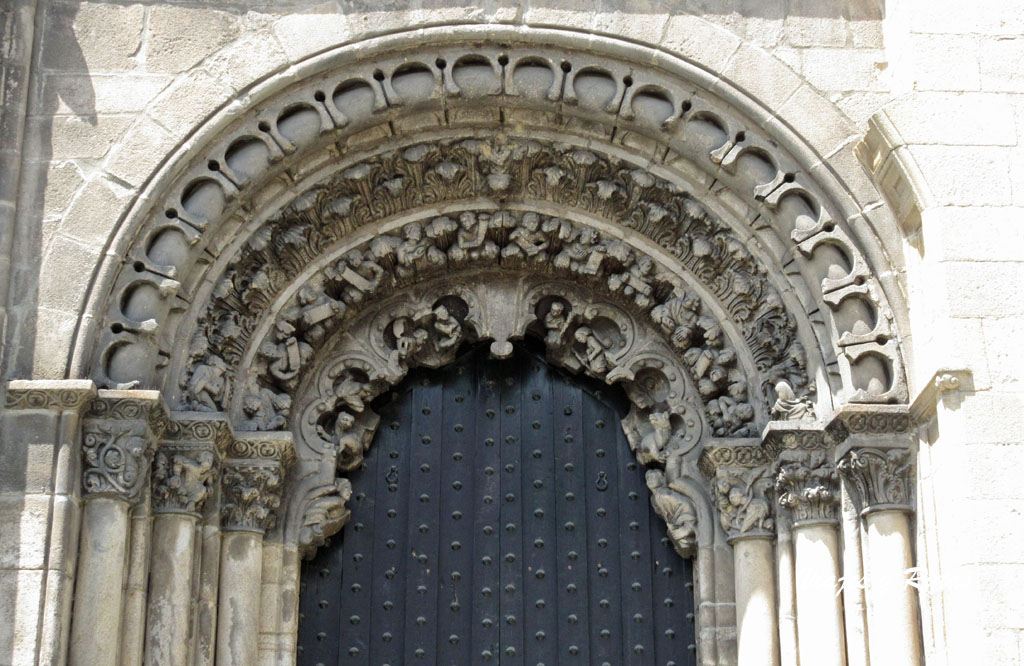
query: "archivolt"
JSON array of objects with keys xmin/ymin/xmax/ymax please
[{"xmin": 82, "ymin": 28, "xmax": 908, "ymax": 438}]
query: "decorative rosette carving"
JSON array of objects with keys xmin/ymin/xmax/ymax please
[
  {"xmin": 836, "ymin": 447, "xmax": 914, "ymax": 514},
  {"xmin": 220, "ymin": 432, "xmax": 294, "ymax": 532},
  {"xmin": 775, "ymin": 451, "xmax": 840, "ymax": 526}
]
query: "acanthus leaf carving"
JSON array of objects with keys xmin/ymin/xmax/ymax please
[
  {"xmin": 836, "ymin": 447, "xmax": 914, "ymax": 514},
  {"xmin": 81, "ymin": 420, "xmax": 154, "ymax": 502},
  {"xmin": 774, "ymin": 451, "xmax": 840, "ymax": 525}
]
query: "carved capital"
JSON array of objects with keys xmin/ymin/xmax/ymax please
[
  {"xmin": 152, "ymin": 413, "xmax": 233, "ymax": 515},
  {"xmin": 701, "ymin": 444, "xmax": 775, "ymax": 540},
  {"xmin": 775, "ymin": 451, "xmax": 840, "ymax": 526},
  {"xmin": 80, "ymin": 391, "xmax": 168, "ymax": 502},
  {"xmin": 220, "ymin": 432, "xmax": 294, "ymax": 532},
  {"xmin": 837, "ymin": 447, "xmax": 914, "ymax": 515},
  {"xmin": 4, "ymin": 379, "xmax": 96, "ymax": 412}
]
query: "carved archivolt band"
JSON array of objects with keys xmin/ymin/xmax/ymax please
[{"xmin": 85, "ymin": 34, "xmax": 906, "ymax": 425}]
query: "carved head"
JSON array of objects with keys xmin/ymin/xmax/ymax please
[
  {"xmin": 402, "ymin": 222, "xmax": 423, "ymax": 240},
  {"xmin": 645, "ymin": 468, "xmax": 666, "ymax": 490},
  {"xmin": 522, "ymin": 212, "xmax": 540, "ymax": 231},
  {"xmin": 574, "ymin": 326, "xmax": 593, "ymax": 343},
  {"xmin": 242, "ymin": 393, "xmax": 262, "ymax": 416},
  {"xmin": 774, "ymin": 380, "xmax": 796, "ymax": 401},
  {"xmin": 345, "ymin": 249, "xmax": 364, "ymax": 267},
  {"xmin": 334, "ymin": 411, "xmax": 356, "ymax": 434},
  {"xmin": 649, "ymin": 410, "xmax": 671, "ymax": 429},
  {"xmin": 548, "ymin": 301, "xmax": 565, "ymax": 317}
]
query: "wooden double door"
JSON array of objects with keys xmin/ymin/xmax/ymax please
[{"xmin": 298, "ymin": 342, "xmax": 696, "ymax": 666}]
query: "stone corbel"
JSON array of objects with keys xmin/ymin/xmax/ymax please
[
  {"xmin": 153, "ymin": 413, "xmax": 233, "ymax": 516},
  {"xmin": 220, "ymin": 432, "xmax": 295, "ymax": 532},
  {"xmin": 910, "ymin": 368, "xmax": 974, "ymax": 423},
  {"xmin": 81, "ymin": 390, "xmax": 169, "ymax": 503}
]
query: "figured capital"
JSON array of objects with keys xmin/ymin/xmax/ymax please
[
  {"xmin": 220, "ymin": 432, "xmax": 294, "ymax": 532},
  {"xmin": 700, "ymin": 443, "xmax": 775, "ymax": 540},
  {"xmin": 837, "ymin": 447, "xmax": 914, "ymax": 514},
  {"xmin": 80, "ymin": 391, "xmax": 167, "ymax": 503},
  {"xmin": 775, "ymin": 451, "xmax": 840, "ymax": 526},
  {"xmin": 152, "ymin": 413, "xmax": 233, "ymax": 516}
]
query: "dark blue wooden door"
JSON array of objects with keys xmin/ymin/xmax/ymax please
[{"xmin": 297, "ymin": 342, "xmax": 696, "ymax": 666}]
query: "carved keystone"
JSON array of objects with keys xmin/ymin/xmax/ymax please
[
  {"xmin": 81, "ymin": 390, "xmax": 168, "ymax": 503},
  {"xmin": 152, "ymin": 413, "xmax": 234, "ymax": 516},
  {"xmin": 220, "ymin": 431, "xmax": 295, "ymax": 532}
]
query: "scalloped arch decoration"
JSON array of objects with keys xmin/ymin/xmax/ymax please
[{"xmin": 78, "ymin": 27, "xmax": 909, "ymax": 437}]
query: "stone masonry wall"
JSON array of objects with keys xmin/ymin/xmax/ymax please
[{"xmin": 2, "ymin": 1, "xmax": 1023, "ymax": 664}]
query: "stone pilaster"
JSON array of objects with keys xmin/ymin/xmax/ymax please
[{"xmin": 2, "ymin": 380, "xmax": 96, "ymax": 666}]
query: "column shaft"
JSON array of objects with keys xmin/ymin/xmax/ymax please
[
  {"xmin": 145, "ymin": 514, "xmax": 199, "ymax": 666},
  {"xmin": 733, "ymin": 537, "xmax": 780, "ymax": 666},
  {"xmin": 863, "ymin": 510, "xmax": 922, "ymax": 666},
  {"xmin": 793, "ymin": 523, "xmax": 847, "ymax": 666},
  {"xmin": 216, "ymin": 531, "xmax": 264, "ymax": 666},
  {"xmin": 775, "ymin": 519, "xmax": 798, "ymax": 666},
  {"xmin": 121, "ymin": 505, "xmax": 152, "ymax": 666},
  {"xmin": 68, "ymin": 497, "xmax": 130, "ymax": 666}
]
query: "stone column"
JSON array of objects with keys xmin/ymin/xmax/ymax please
[
  {"xmin": 838, "ymin": 445, "xmax": 921, "ymax": 666},
  {"xmin": 775, "ymin": 450, "xmax": 847, "ymax": 666},
  {"xmin": 216, "ymin": 433, "xmax": 293, "ymax": 666},
  {"xmin": 1, "ymin": 380, "xmax": 95, "ymax": 666},
  {"xmin": 704, "ymin": 446, "xmax": 780, "ymax": 666},
  {"xmin": 68, "ymin": 391, "xmax": 167, "ymax": 666},
  {"xmin": 144, "ymin": 414, "xmax": 232, "ymax": 666}
]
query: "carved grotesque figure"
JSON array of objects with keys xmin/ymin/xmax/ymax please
[
  {"xmin": 715, "ymin": 473, "xmax": 773, "ymax": 536},
  {"xmin": 153, "ymin": 449, "xmax": 216, "ymax": 514},
  {"xmin": 259, "ymin": 321, "xmax": 312, "ymax": 387},
  {"xmin": 771, "ymin": 380, "xmax": 816, "ymax": 421},
  {"xmin": 333, "ymin": 373, "xmax": 373, "ymax": 414},
  {"xmin": 284, "ymin": 284, "xmax": 344, "ymax": 346},
  {"xmin": 298, "ymin": 479, "xmax": 353, "ymax": 559},
  {"xmin": 388, "ymin": 316, "xmax": 429, "ymax": 373},
  {"xmin": 651, "ymin": 292, "xmax": 702, "ymax": 351},
  {"xmin": 646, "ymin": 469, "xmax": 697, "ymax": 558},
  {"xmin": 331, "ymin": 411, "xmax": 366, "ymax": 471}
]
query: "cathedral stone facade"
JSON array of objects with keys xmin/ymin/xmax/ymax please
[{"xmin": 0, "ymin": 1, "xmax": 1021, "ymax": 665}]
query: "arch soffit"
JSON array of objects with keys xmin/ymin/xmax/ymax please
[{"xmin": 80, "ymin": 28, "xmax": 909, "ymax": 434}]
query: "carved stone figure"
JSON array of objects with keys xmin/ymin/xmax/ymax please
[
  {"xmin": 330, "ymin": 411, "xmax": 365, "ymax": 471},
  {"xmin": 387, "ymin": 316, "xmax": 429, "ymax": 373},
  {"xmin": 152, "ymin": 448, "xmax": 217, "ymax": 514},
  {"xmin": 431, "ymin": 304, "xmax": 462, "ymax": 352},
  {"xmin": 259, "ymin": 321, "xmax": 313, "ymax": 387},
  {"xmin": 637, "ymin": 410, "xmax": 672, "ymax": 465},
  {"xmin": 332, "ymin": 249, "xmax": 386, "ymax": 305},
  {"xmin": 283, "ymin": 284, "xmax": 344, "ymax": 347},
  {"xmin": 298, "ymin": 479, "xmax": 353, "ymax": 560},
  {"xmin": 502, "ymin": 212, "xmax": 550, "ymax": 263},
  {"xmin": 239, "ymin": 385, "xmax": 291, "ymax": 431},
  {"xmin": 714, "ymin": 468, "xmax": 774, "ymax": 538},
  {"xmin": 651, "ymin": 292, "xmax": 702, "ymax": 351},
  {"xmin": 608, "ymin": 254, "xmax": 655, "ymax": 308},
  {"xmin": 185, "ymin": 355, "xmax": 229, "ymax": 412},
  {"xmin": 333, "ymin": 373, "xmax": 373, "ymax": 414},
  {"xmin": 396, "ymin": 222, "xmax": 445, "ymax": 279},
  {"xmin": 542, "ymin": 300, "xmax": 572, "ymax": 351},
  {"xmin": 449, "ymin": 212, "xmax": 499, "ymax": 264},
  {"xmin": 646, "ymin": 469, "xmax": 697, "ymax": 558},
  {"xmin": 573, "ymin": 325, "xmax": 610, "ymax": 375},
  {"xmin": 771, "ymin": 380, "xmax": 816, "ymax": 421}
]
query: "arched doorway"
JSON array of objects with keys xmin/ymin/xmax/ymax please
[{"xmin": 297, "ymin": 342, "xmax": 697, "ymax": 665}]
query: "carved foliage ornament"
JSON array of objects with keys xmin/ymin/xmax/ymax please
[
  {"xmin": 81, "ymin": 420, "xmax": 153, "ymax": 502},
  {"xmin": 775, "ymin": 451, "xmax": 840, "ymax": 525},
  {"xmin": 220, "ymin": 434, "xmax": 294, "ymax": 531},
  {"xmin": 837, "ymin": 447, "xmax": 914, "ymax": 513}
]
